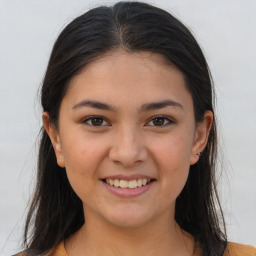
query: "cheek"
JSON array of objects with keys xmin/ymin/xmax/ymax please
[
  {"xmin": 152, "ymin": 132, "xmax": 193, "ymax": 168},
  {"xmin": 150, "ymin": 133, "xmax": 193, "ymax": 198},
  {"xmin": 60, "ymin": 133, "xmax": 108, "ymax": 196},
  {"xmin": 62, "ymin": 131, "xmax": 107, "ymax": 170}
]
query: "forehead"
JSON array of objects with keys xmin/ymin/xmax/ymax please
[
  {"xmin": 76, "ymin": 49, "xmax": 175, "ymax": 79},
  {"xmin": 63, "ymin": 49, "xmax": 192, "ymax": 110}
]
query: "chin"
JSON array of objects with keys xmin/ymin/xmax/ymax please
[
  {"xmin": 108, "ymin": 216, "xmax": 149, "ymax": 229},
  {"xmin": 102, "ymin": 206, "xmax": 156, "ymax": 229}
]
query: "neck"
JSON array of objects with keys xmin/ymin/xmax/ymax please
[{"xmin": 65, "ymin": 208, "xmax": 195, "ymax": 256}]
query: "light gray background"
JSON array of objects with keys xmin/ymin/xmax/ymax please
[{"xmin": 0, "ymin": 0, "xmax": 255, "ymax": 255}]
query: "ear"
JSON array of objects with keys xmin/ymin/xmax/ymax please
[
  {"xmin": 42, "ymin": 112, "xmax": 65, "ymax": 168},
  {"xmin": 190, "ymin": 110, "xmax": 213, "ymax": 165}
]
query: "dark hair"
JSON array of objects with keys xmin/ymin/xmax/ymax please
[{"xmin": 23, "ymin": 2, "xmax": 227, "ymax": 256}]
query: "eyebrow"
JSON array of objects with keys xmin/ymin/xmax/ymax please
[
  {"xmin": 72, "ymin": 100, "xmax": 117, "ymax": 111},
  {"xmin": 72, "ymin": 99, "xmax": 183, "ymax": 111},
  {"xmin": 140, "ymin": 99, "xmax": 183, "ymax": 112}
]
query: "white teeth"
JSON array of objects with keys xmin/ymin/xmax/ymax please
[
  {"xmin": 119, "ymin": 180, "xmax": 128, "ymax": 188},
  {"xmin": 137, "ymin": 179, "xmax": 143, "ymax": 187},
  {"xmin": 105, "ymin": 178, "xmax": 152, "ymax": 188},
  {"xmin": 128, "ymin": 180, "xmax": 137, "ymax": 189},
  {"xmin": 114, "ymin": 179, "xmax": 120, "ymax": 187}
]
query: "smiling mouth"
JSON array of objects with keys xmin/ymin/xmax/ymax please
[{"xmin": 102, "ymin": 178, "xmax": 155, "ymax": 189}]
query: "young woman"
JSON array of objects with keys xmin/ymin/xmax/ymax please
[{"xmin": 17, "ymin": 2, "xmax": 256, "ymax": 256}]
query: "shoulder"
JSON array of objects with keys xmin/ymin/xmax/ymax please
[
  {"xmin": 12, "ymin": 251, "xmax": 27, "ymax": 256},
  {"xmin": 45, "ymin": 241, "xmax": 67, "ymax": 256},
  {"xmin": 224, "ymin": 242, "xmax": 256, "ymax": 256},
  {"xmin": 12, "ymin": 242, "xmax": 66, "ymax": 256}
]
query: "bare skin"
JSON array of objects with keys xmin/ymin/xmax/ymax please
[
  {"xmin": 43, "ymin": 49, "xmax": 212, "ymax": 256},
  {"xmin": 65, "ymin": 210, "xmax": 195, "ymax": 256}
]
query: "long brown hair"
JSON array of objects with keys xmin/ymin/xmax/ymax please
[{"xmin": 23, "ymin": 2, "xmax": 227, "ymax": 256}]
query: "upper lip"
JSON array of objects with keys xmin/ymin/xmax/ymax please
[{"xmin": 101, "ymin": 174, "xmax": 156, "ymax": 181}]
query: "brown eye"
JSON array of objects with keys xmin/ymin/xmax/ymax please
[
  {"xmin": 83, "ymin": 116, "xmax": 109, "ymax": 126},
  {"xmin": 91, "ymin": 117, "xmax": 103, "ymax": 126},
  {"xmin": 146, "ymin": 116, "xmax": 173, "ymax": 127},
  {"xmin": 152, "ymin": 117, "xmax": 165, "ymax": 126}
]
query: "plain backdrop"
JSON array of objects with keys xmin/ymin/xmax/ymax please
[{"xmin": 0, "ymin": 0, "xmax": 255, "ymax": 255}]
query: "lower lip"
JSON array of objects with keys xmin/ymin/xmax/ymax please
[{"xmin": 101, "ymin": 180, "xmax": 155, "ymax": 198}]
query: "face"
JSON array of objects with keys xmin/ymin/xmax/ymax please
[{"xmin": 44, "ymin": 50, "xmax": 212, "ymax": 229}]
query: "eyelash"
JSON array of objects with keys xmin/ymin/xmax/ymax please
[
  {"xmin": 82, "ymin": 116, "xmax": 110, "ymax": 127},
  {"xmin": 145, "ymin": 116, "xmax": 174, "ymax": 127},
  {"xmin": 82, "ymin": 116, "xmax": 174, "ymax": 127}
]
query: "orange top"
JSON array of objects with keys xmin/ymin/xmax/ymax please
[{"xmin": 48, "ymin": 241, "xmax": 256, "ymax": 256}]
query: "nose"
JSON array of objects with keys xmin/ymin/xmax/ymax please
[{"xmin": 108, "ymin": 126, "xmax": 147, "ymax": 167}]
